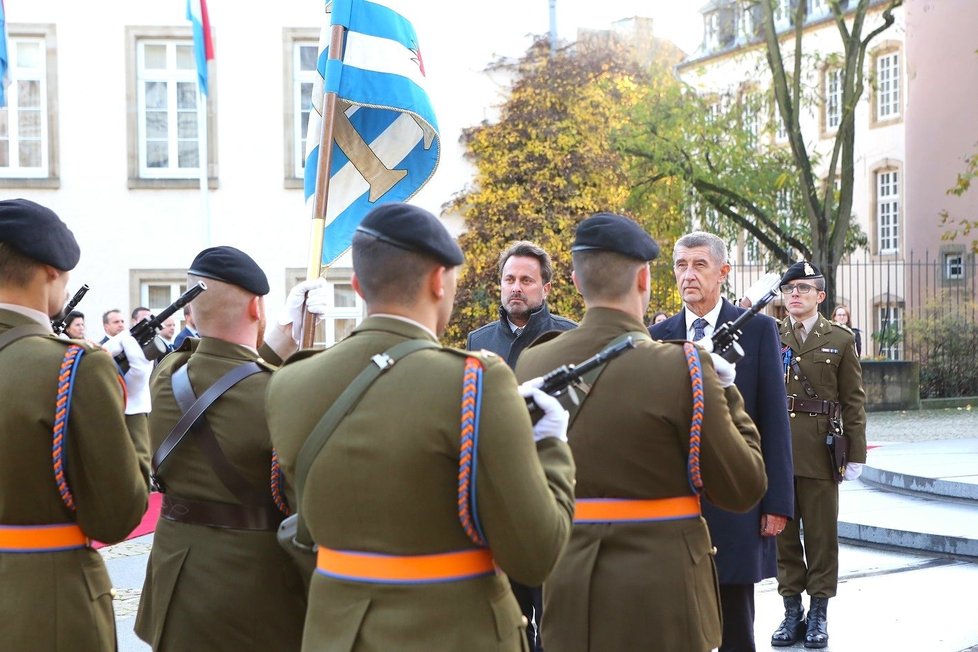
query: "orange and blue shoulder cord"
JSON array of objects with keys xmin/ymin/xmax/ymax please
[
  {"xmin": 683, "ymin": 342, "xmax": 705, "ymax": 496},
  {"xmin": 53, "ymin": 345, "xmax": 86, "ymax": 511},
  {"xmin": 458, "ymin": 357, "xmax": 487, "ymax": 546},
  {"xmin": 270, "ymin": 448, "xmax": 291, "ymax": 515}
]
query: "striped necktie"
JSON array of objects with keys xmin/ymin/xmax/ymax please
[{"xmin": 692, "ymin": 318, "xmax": 708, "ymax": 342}]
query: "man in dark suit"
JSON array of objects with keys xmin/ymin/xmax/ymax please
[
  {"xmin": 172, "ymin": 305, "xmax": 198, "ymax": 349},
  {"xmin": 466, "ymin": 240, "xmax": 575, "ymax": 650},
  {"xmin": 651, "ymin": 231, "xmax": 794, "ymax": 652}
]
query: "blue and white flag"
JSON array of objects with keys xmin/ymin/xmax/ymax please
[
  {"xmin": 0, "ymin": 0, "xmax": 10, "ymax": 108},
  {"xmin": 304, "ymin": 0, "xmax": 440, "ymax": 267},
  {"xmin": 186, "ymin": 0, "xmax": 215, "ymax": 97}
]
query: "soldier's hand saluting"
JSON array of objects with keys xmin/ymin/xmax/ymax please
[{"xmin": 518, "ymin": 378, "xmax": 570, "ymax": 442}]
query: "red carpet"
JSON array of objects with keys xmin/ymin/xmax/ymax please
[{"xmin": 92, "ymin": 492, "xmax": 162, "ymax": 550}]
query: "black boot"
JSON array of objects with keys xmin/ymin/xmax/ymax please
[
  {"xmin": 771, "ymin": 594, "xmax": 806, "ymax": 647},
  {"xmin": 804, "ymin": 596, "xmax": 829, "ymax": 648}
]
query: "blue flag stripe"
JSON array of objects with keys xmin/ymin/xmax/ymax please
[
  {"xmin": 331, "ymin": 0, "xmax": 418, "ymax": 52},
  {"xmin": 336, "ymin": 65, "xmax": 438, "ymax": 132}
]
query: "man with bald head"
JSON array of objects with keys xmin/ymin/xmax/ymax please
[{"xmin": 135, "ymin": 246, "xmax": 328, "ymax": 651}]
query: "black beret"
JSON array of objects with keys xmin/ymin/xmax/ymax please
[
  {"xmin": 780, "ymin": 261, "xmax": 823, "ymax": 286},
  {"xmin": 0, "ymin": 199, "xmax": 80, "ymax": 271},
  {"xmin": 571, "ymin": 212, "xmax": 660, "ymax": 261},
  {"xmin": 356, "ymin": 203, "xmax": 464, "ymax": 267},
  {"xmin": 188, "ymin": 246, "xmax": 270, "ymax": 296}
]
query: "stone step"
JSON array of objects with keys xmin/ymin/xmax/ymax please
[
  {"xmin": 862, "ymin": 439, "xmax": 978, "ymax": 502},
  {"xmin": 838, "ymin": 479, "xmax": 978, "ymax": 559}
]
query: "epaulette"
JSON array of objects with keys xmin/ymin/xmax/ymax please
[
  {"xmin": 526, "ymin": 329, "xmax": 564, "ymax": 348},
  {"xmin": 832, "ymin": 321, "xmax": 853, "ymax": 335},
  {"xmin": 279, "ymin": 347, "xmax": 322, "ymax": 367},
  {"xmin": 444, "ymin": 346, "xmax": 502, "ymax": 366}
]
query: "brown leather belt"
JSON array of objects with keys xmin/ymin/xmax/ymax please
[
  {"xmin": 161, "ymin": 494, "xmax": 284, "ymax": 532},
  {"xmin": 786, "ymin": 396, "xmax": 841, "ymax": 418}
]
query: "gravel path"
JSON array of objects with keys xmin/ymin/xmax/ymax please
[{"xmin": 867, "ymin": 406, "xmax": 978, "ymax": 442}]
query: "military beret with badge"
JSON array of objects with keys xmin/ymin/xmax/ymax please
[
  {"xmin": 188, "ymin": 245, "xmax": 270, "ymax": 296},
  {"xmin": 356, "ymin": 203, "xmax": 464, "ymax": 267},
  {"xmin": 571, "ymin": 212, "xmax": 660, "ymax": 262},
  {"xmin": 0, "ymin": 198, "xmax": 81, "ymax": 271}
]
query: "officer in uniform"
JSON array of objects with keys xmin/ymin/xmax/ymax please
[
  {"xmin": 267, "ymin": 204, "xmax": 576, "ymax": 651},
  {"xmin": 0, "ymin": 199, "xmax": 148, "ymax": 652},
  {"xmin": 135, "ymin": 246, "xmax": 327, "ymax": 651},
  {"xmin": 771, "ymin": 261, "xmax": 866, "ymax": 649},
  {"xmin": 516, "ymin": 213, "xmax": 768, "ymax": 652}
]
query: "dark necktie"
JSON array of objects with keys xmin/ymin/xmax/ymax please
[
  {"xmin": 514, "ymin": 327, "xmax": 524, "ymax": 338},
  {"xmin": 692, "ymin": 318, "xmax": 708, "ymax": 342},
  {"xmin": 794, "ymin": 321, "xmax": 807, "ymax": 344}
]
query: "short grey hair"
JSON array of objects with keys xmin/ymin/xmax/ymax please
[{"xmin": 674, "ymin": 231, "xmax": 728, "ymax": 267}]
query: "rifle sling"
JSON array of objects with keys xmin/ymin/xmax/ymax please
[
  {"xmin": 152, "ymin": 361, "xmax": 265, "ymax": 502},
  {"xmin": 564, "ymin": 331, "xmax": 648, "ymax": 427},
  {"xmin": 0, "ymin": 323, "xmax": 52, "ymax": 351},
  {"xmin": 292, "ymin": 338, "xmax": 440, "ymax": 549}
]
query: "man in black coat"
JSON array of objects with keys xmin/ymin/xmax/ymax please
[
  {"xmin": 466, "ymin": 240, "xmax": 575, "ymax": 652},
  {"xmin": 651, "ymin": 231, "xmax": 794, "ymax": 652}
]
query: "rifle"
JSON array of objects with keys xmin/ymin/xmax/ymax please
[
  {"xmin": 526, "ymin": 336, "xmax": 636, "ymax": 422},
  {"xmin": 712, "ymin": 272, "xmax": 781, "ymax": 363},
  {"xmin": 115, "ymin": 281, "xmax": 207, "ymax": 371},
  {"xmin": 51, "ymin": 284, "xmax": 90, "ymax": 335}
]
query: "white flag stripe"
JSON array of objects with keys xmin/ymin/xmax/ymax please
[
  {"xmin": 319, "ymin": 112, "xmax": 426, "ymax": 222},
  {"xmin": 358, "ymin": 0, "xmax": 421, "ymax": 26},
  {"xmin": 343, "ymin": 31, "xmax": 429, "ymax": 91}
]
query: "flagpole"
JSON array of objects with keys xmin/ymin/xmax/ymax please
[
  {"xmin": 197, "ymin": 89, "xmax": 211, "ymax": 247},
  {"xmin": 301, "ymin": 22, "xmax": 347, "ymax": 348}
]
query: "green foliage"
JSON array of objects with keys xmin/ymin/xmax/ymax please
[
  {"xmin": 905, "ymin": 296, "xmax": 978, "ymax": 398},
  {"xmin": 445, "ymin": 38, "xmax": 684, "ymax": 346}
]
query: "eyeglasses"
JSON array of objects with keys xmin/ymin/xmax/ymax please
[{"xmin": 780, "ymin": 283, "xmax": 819, "ymax": 295}]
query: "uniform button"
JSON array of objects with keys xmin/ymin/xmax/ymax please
[
  {"xmin": 790, "ymin": 412, "xmax": 796, "ymax": 418},
  {"xmin": 710, "ymin": 547, "xmax": 718, "ymax": 555},
  {"xmin": 521, "ymin": 616, "xmax": 529, "ymax": 626},
  {"xmin": 826, "ymin": 358, "xmax": 831, "ymax": 363},
  {"xmin": 110, "ymin": 588, "xmax": 117, "ymax": 598}
]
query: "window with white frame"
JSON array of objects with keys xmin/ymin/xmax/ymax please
[
  {"xmin": 283, "ymin": 28, "xmax": 319, "ymax": 188},
  {"xmin": 705, "ymin": 12, "xmax": 720, "ymax": 50},
  {"xmin": 0, "ymin": 30, "xmax": 56, "ymax": 181},
  {"xmin": 876, "ymin": 170, "xmax": 900, "ymax": 254},
  {"xmin": 130, "ymin": 270, "xmax": 190, "ymax": 330},
  {"xmin": 136, "ymin": 39, "xmax": 202, "ymax": 178},
  {"xmin": 876, "ymin": 304, "xmax": 903, "ymax": 360},
  {"xmin": 740, "ymin": 5, "xmax": 755, "ymax": 40},
  {"xmin": 876, "ymin": 52, "xmax": 900, "ymax": 121},
  {"xmin": 775, "ymin": 0, "xmax": 792, "ymax": 26},
  {"xmin": 807, "ymin": 0, "xmax": 828, "ymax": 18},
  {"xmin": 286, "ymin": 269, "xmax": 364, "ymax": 348},
  {"xmin": 945, "ymin": 253, "xmax": 965, "ymax": 280},
  {"xmin": 824, "ymin": 68, "xmax": 841, "ymax": 131}
]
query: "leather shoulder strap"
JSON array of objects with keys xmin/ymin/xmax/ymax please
[
  {"xmin": 152, "ymin": 361, "xmax": 264, "ymax": 486},
  {"xmin": 293, "ymin": 338, "xmax": 440, "ymax": 547},
  {"xmin": 0, "ymin": 323, "xmax": 51, "ymax": 351},
  {"xmin": 564, "ymin": 331, "xmax": 647, "ymax": 426}
]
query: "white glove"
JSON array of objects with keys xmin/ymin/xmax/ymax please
[
  {"xmin": 279, "ymin": 278, "xmax": 330, "ymax": 341},
  {"xmin": 843, "ymin": 462, "xmax": 864, "ymax": 481},
  {"xmin": 744, "ymin": 271, "xmax": 783, "ymax": 306},
  {"xmin": 709, "ymin": 352, "xmax": 737, "ymax": 388},
  {"xmin": 518, "ymin": 378, "xmax": 569, "ymax": 443}
]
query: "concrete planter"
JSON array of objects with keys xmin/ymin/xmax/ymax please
[{"xmin": 861, "ymin": 360, "xmax": 920, "ymax": 412}]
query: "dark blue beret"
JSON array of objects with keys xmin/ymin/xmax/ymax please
[
  {"xmin": 0, "ymin": 199, "xmax": 80, "ymax": 270},
  {"xmin": 571, "ymin": 212, "xmax": 659, "ymax": 261},
  {"xmin": 356, "ymin": 203, "xmax": 464, "ymax": 267},
  {"xmin": 188, "ymin": 246, "xmax": 270, "ymax": 296},
  {"xmin": 780, "ymin": 261, "xmax": 823, "ymax": 286}
]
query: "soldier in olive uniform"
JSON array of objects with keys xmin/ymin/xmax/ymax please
[
  {"xmin": 771, "ymin": 261, "xmax": 866, "ymax": 649},
  {"xmin": 0, "ymin": 199, "xmax": 148, "ymax": 652},
  {"xmin": 135, "ymin": 246, "xmax": 328, "ymax": 651},
  {"xmin": 267, "ymin": 204, "xmax": 576, "ymax": 652},
  {"xmin": 515, "ymin": 213, "xmax": 768, "ymax": 652}
]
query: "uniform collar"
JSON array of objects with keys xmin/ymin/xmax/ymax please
[
  {"xmin": 579, "ymin": 306, "xmax": 649, "ymax": 334},
  {"xmin": 0, "ymin": 303, "xmax": 53, "ymax": 331},
  {"xmin": 194, "ymin": 336, "xmax": 260, "ymax": 361},
  {"xmin": 354, "ymin": 314, "xmax": 440, "ymax": 343}
]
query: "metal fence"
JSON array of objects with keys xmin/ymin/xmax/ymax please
[{"xmin": 725, "ymin": 250, "xmax": 978, "ymax": 364}]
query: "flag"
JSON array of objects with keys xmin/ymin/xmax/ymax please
[
  {"xmin": 186, "ymin": 0, "xmax": 214, "ymax": 96},
  {"xmin": 0, "ymin": 0, "xmax": 10, "ymax": 108},
  {"xmin": 304, "ymin": 0, "xmax": 440, "ymax": 267}
]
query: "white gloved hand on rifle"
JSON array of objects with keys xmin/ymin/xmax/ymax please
[
  {"xmin": 694, "ymin": 335, "xmax": 737, "ymax": 388},
  {"xmin": 518, "ymin": 377, "xmax": 569, "ymax": 443}
]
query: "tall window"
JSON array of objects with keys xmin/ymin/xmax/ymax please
[
  {"xmin": 130, "ymin": 270, "xmax": 190, "ymax": 330},
  {"xmin": 807, "ymin": 0, "xmax": 828, "ymax": 17},
  {"xmin": 0, "ymin": 28, "xmax": 58, "ymax": 184},
  {"xmin": 876, "ymin": 170, "xmax": 900, "ymax": 254},
  {"xmin": 705, "ymin": 12, "xmax": 720, "ymax": 50},
  {"xmin": 876, "ymin": 52, "xmax": 900, "ymax": 121},
  {"xmin": 824, "ymin": 68, "xmax": 842, "ymax": 132},
  {"xmin": 774, "ymin": 0, "xmax": 792, "ymax": 27},
  {"xmin": 292, "ymin": 42, "xmax": 319, "ymax": 179},
  {"xmin": 876, "ymin": 305, "xmax": 903, "ymax": 360},
  {"xmin": 136, "ymin": 40, "xmax": 202, "ymax": 178}
]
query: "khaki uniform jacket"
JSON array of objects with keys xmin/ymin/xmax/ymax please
[
  {"xmin": 515, "ymin": 308, "xmax": 767, "ymax": 652},
  {"xmin": 134, "ymin": 338, "xmax": 306, "ymax": 651},
  {"xmin": 267, "ymin": 316, "xmax": 576, "ymax": 652},
  {"xmin": 780, "ymin": 314, "xmax": 867, "ymax": 479},
  {"xmin": 0, "ymin": 309, "xmax": 148, "ymax": 652}
]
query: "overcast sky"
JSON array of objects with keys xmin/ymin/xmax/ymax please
[{"xmin": 406, "ymin": 1, "xmax": 704, "ymax": 218}]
